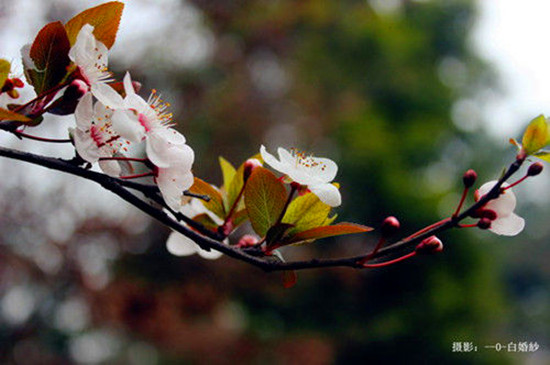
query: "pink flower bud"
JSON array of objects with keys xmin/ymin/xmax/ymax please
[
  {"xmin": 528, "ymin": 162, "xmax": 543, "ymax": 177},
  {"xmin": 381, "ymin": 216, "xmax": 400, "ymax": 236},
  {"xmin": 415, "ymin": 236, "xmax": 443, "ymax": 254},
  {"xmin": 462, "ymin": 169, "xmax": 477, "ymax": 188},
  {"xmin": 243, "ymin": 158, "xmax": 262, "ymax": 181},
  {"xmin": 237, "ymin": 234, "xmax": 259, "ymax": 248}
]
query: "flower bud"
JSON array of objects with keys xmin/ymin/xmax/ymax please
[
  {"xmin": 243, "ymin": 158, "xmax": 262, "ymax": 181},
  {"xmin": 479, "ymin": 209, "xmax": 497, "ymax": 221},
  {"xmin": 527, "ymin": 162, "xmax": 543, "ymax": 177},
  {"xmin": 415, "ymin": 236, "xmax": 443, "ymax": 254},
  {"xmin": 381, "ymin": 216, "xmax": 400, "ymax": 237},
  {"xmin": 47, "ymin": 79, "xmax": 89, "ymax": 116},
  {"xmin": 477, "ymin": 218, "xmax": 492, "ymax": 230},
  {"xmin": 237, "ymin": 234, "xmax": 259, "ymax": 248},
  {"xmin": 462, "ymin": 169, "xmax": 477, "ymax": 188}
]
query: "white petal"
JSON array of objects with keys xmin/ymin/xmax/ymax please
[
  {"xmin": 125, "ymin": 93, "xmax": 150, "ymax": 113},
  {"xmin": 146, "ymin": 132, "xmax": 186, "ymax": 168},
  {"xmin": 260, "ymin": 145, "xmax": 286, "ymax": 173},
  {"xmin": 112, "ymin": 109, "xmax": 145, "ymax": 143},
  {"xmin": 158, "ymin": 170, "xmax": 194, "ymax": 211},
  {"xmin": 73, "ymin": 128, "xmax": 101, "ymax": 163},
  {"xmin": 307, "ymin": 157, "xmax": 338, "ymax": 183},
  {"xmin": 91, "ymin": 82, "xmax": 124, "ymax": 109},
  {"xmin": 69, "ymin": 24, "xmax": 95, "ymax": 65},
  {"xmin": 197, "ymin": 247, "xmax": 223, "ymax": 260},
  {"xmin": 153, "ymin": 127, "xmax": 186, "ymax": 145},
  {"xmin": 166, "ymin": 232, "xmax": 198, "ymax": 256},
  {"xmin": 277, "ymin": 147, "xmax": 296, "ymax": 165},
  {"xmin": 123, "ymin": 72, "xmax": 135, "ymax": 96},
  {"xmin": 308, "ymin": 183, "xmax": 341, "ymax": 207},
  {"xmin": 490, "ymin": 213, "xmax": 525, "ymax": 236},
  {"xmin": 98, "ymin": 159, "xmax": 121, "ymax": 177},
  {"xmin": 75, "ymin": 93, "xmax": 93, "ymax": 129}
]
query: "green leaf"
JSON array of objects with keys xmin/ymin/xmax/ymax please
[
  {"xmin": 244, "ymin": 167, "xmax": 287, "ymax": 236},
  {"xmin": 65, "ymin": 1, "xmax": 124, "ymax": 49},
  {"xmin": 0, "ymin": 108, "xmax": 32, "ymax": 123},
  {"xmin": 225, "ymin": 153, "xmax": 263, "ymax": 213},
  {"xmin": 192, "ymin": 213, "xmax": 219, "ymax": 232},
  {"xmin": 28, "ymin": 21, "xmax": 71, "ymax": 94},
  {"xmin": 232, "ymin": 209, "xmax": 249, "ymax": 228},
  {"xmin": 219, "ymin": 156, "xmax": 236, "ymax": 190},
  {"xmin": 533, "ymin": 150, "xmax": 550, "ymax": 163},
  {"xmin": 0, "ymin": 59, "xmax": 10, "ymax": 89},
  {"xmin": 522, "ymin": 114, "xmax": 550, "ymax": 155},
  {"xmin": 287, "ymin": 223, "xmax": 373, "ymax": 244},
  {"xmin": 188, "ymin": 178, "xmax": 226, "ymax": 219},
  {"xmin": 282, "ymin": 192, "xmax": 331, "ymax": 235}
]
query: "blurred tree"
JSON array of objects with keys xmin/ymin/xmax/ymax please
[{"xmin": 0, "ymin": 0, "xmax": 538, "ymax": 363}]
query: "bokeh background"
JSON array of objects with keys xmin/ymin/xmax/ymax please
[{"xmin": 0, "ymin": 0, "xmax": 549, "ymax": 364}]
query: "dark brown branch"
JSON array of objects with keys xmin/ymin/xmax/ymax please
[{"xmin": 0, "ymin": 145, "xmax": 525, "ymax": 272}]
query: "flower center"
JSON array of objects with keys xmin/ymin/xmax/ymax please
[{"xmin": 290, "ymin": 147, "xmax": 327, "ymax": 171}]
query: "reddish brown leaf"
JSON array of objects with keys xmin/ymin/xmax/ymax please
[
  {"xmin": 29, "ymin": 22, "xmax": 71, "ymax": 94},
  {"xmin": 289, "ymin": 222, "xmax": 373, "ymax": 243},
  {"xmin": 65, "ymin": 1, "xmax": 124, "ymax": 49}
]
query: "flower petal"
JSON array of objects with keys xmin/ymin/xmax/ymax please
[
  {"xmin": 490, "ymin": 213, "xmax": 525, "ymax": 236},
  {"xmin": 196, "ymin": 247, "xmax": 223, "ymax": 260},
  {"xmin": 98, "ymin": 159, "xmax": 121, "ymax": 177},
  {"xmin": 112, "ymin": 109, "xmax": 145, "ymax": 143},
  {"xmin": 308, "ymin": 183, "xmax": 342, "ymax": 207},
  {"xmin": 75, "ymin": 93, "xmax": 93, "ymax": 129},
  {"xmin": 166, "ymin": 232, "xmax": 198, "ymax": 256},
  {"xmin": 307, "ymin": 157, "xmax": 338, "ymax": 183},
  {"xmin": 91, "ymin": 82, "xmax": 124, "ymax": 109},
  {"xmin": 260, "ymin": 145, "xmax": 286, "ymax": 172},
  {"xmin": 73, "ymin": 128, "xmax": 101, "ymax": 162},
  {"xmin": 123, "ymin": 72, "xmax": 135, "ymax": 96}
]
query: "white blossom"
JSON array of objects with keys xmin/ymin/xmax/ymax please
[
  {"xmin": 165, "ymin": 200, "xmax": 224, "ymax": 260},
  {"xmin": 68, "ymin": 24, "xmax": 120, "ymax": 105},
  {"xmin": 73, "ymin": 93, "xmax": 122, "ymax": 176},
  {"xmin": 103, "ymin": 72, "xmax": 186, "ymax": 168},
  {"xmin": 260, "ymin": 145, "xmax": 341, "ymax": 207},
  {"xmin": 155, "ymin": 143, "xmax": 195, "ymax": 211},
  {"xmin": 476, "ymin": 180, "xmax": 525, "ymax": 236}
]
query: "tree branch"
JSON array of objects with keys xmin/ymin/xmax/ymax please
[{"xmin": 0, "ymin": 145, "xmax": 525, "ymax": 272}]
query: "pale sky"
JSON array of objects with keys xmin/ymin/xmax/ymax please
[{"xmin": 472, "ymin": 0, "xmax": 550, "ymax": 139}]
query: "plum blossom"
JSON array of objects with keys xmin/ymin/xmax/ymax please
[
  {"xmin": 100, "ymin": 72, "xmax": 187, "ymax": 168},
  {"xmin": 476, "ymin": 181, "xmax": 525, "ymax": 236},
  {"xmin": 72, "ymin": 93, "xmax": 123, "ymax": 176},
  {"xmin": 68, "ymin": 24, "xmax": 120, "ymax": 105},
  {"xmin": 260, "ymin": 145, "xmax": 341, "ymax": 207},
  {"xmin": 165, "ymin": 199, "xmax": 224, "ymax": 260},
  {"xmin": 155, "ymin": 143, "xmax": 195, "ymax": 211}
]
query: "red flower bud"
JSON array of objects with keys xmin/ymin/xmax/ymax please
[
  {"xmin": 462, "ymin": 169, "xmax": 477, "ymax": 188},
  {"xmin": 381, "ymin": 216, "xmax": 400, "ymax": 236},
  {"xmin": 477, "ymin": 218, "xmax": 492, "ymax": 230},
  {"xmin": 415, "ymin": 236, "xmax": 443, "ymax": 254},
  {"xmin": 479, "ymin": 209, "xmax": 497, "ymax": 221},
  {"xmin": 528, "ymin": 162, "xmax": 543, "ymax": 177}
]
